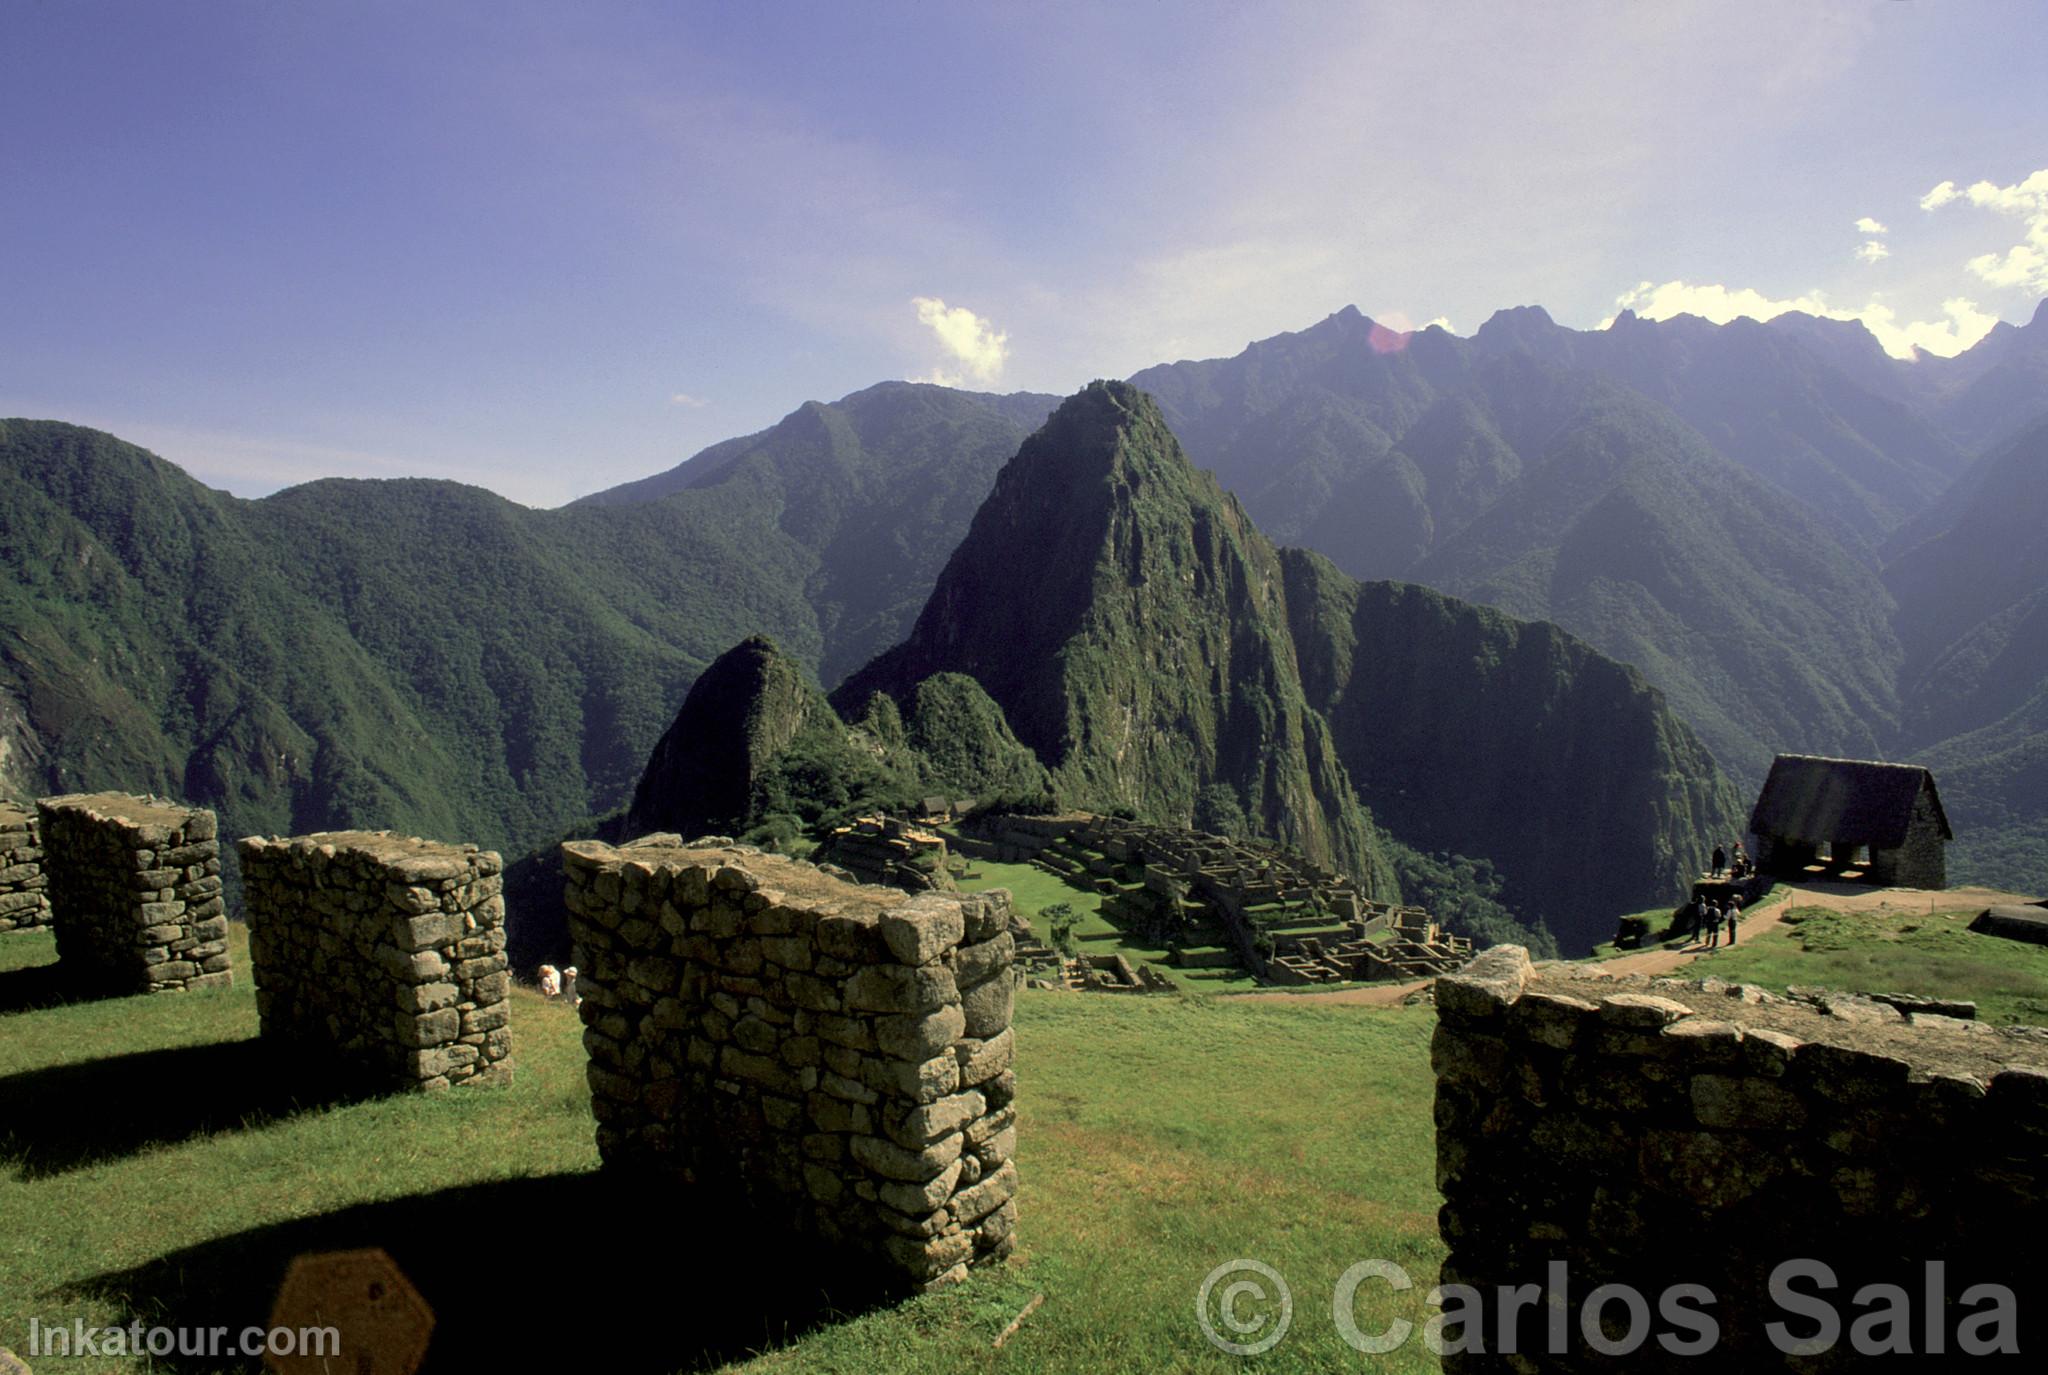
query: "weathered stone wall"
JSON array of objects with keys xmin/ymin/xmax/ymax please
[
  {"xmin": 240, "ymin": 831, "xmax": 511, "ymax": 1091},
  {"xmin": 1434, "ymin": 947, "xmax": 2047, "ymax": 1368},
  {"xmin": 38, "ymin": 792, "xmax": 227, "ymax": 992},
  {"xmin": 812, "ymin": 815, "xmax": 958, "ymax": 893},
  {"xmin": 1871, "ymin": 790, "xmax": 1948, "ymax": 889},
  {"xmin": 562, "ymin": 834, "xmax": 1018, "ymax": 1292},
  {"xmin": 0, "ymin": 801, "xmax": 50, "ymax": 932}
]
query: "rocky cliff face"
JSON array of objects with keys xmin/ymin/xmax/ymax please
[
  {"xmin": 1283, "ymin": 553, "xmax": 1746, "ymax": 950},
  {"xmin": 835, "ymin": 380, "xmax": 1393, "ymax": 891},
  {"xmin": 625, "ymin": 635, "xmax": 868, "ymax": 837}
]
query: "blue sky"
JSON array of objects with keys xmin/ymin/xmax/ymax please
[{"xmin": 4, "ymin": 1, "xmax": 2044, "ymax": 505}]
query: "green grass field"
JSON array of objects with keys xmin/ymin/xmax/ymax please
[
  {"xmin": 1, "ymin": 925, "xmax": 1444, "ymax": 1373},
  {"xmin": 1694, "ymin": 902, "xmax": 2048, "ymax": 1026}
]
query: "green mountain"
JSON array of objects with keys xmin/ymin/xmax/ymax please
[
  {"xmin": 1283, "ymin": 555, "xmax": 1744, "ymax": 949},
  {"xmin": 826, "ymin": 380, "xmax": 1734, "ymax": 945},
  {"xmin": 1885, "ymin": 416, "xmax": 2048, "ymax": 889},
  {"xmin": 579, "ymin": 382, "xmax": 1056, "ymax": 684},
  {"xmin": 835, "ymin": 380, "xmax": 1393, "ymax": 891},
  {"xmin": 0, "ymin": 387, "xmax": 1051, "ymax": 866}
]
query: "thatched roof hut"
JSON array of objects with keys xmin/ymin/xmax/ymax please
[{"xmin": 1748, "ymin": 754, "xmax": 1950, "ymax": 888}]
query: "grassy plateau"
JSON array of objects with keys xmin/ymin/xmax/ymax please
[{"xmin": 0, "ymin": 923, "xmax": 1444, "ymax": 1373}]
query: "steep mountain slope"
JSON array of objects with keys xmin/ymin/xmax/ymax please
[
  {"xmin": 1885, "ymin": 416, "xmax": 2048, "ymax": 889},
  {"xmin": 832, "ymin": 381, "xmax": 1736, "ymax": 944},
  {"xmin": 835, "ymin": 381, "xmax": 1393, "ymax": 891},
  {"xmin": 0, "ymin": 420, "xmax": 818, "ymax": 866},
  {"xmin": 579, "ymin": 382, "xmax": 1058, "ymax": 684},
  {"xmin": 1139, "ymin": 318, "xmax": 1906, "ymax": 786},
  {"xmin": 1283, "ymin": 554, "xmax": 1744, "ymax": 949}
]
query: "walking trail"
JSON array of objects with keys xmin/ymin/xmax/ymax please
[{"xmin": 1229, "ymin": 882, "xmax": 2038, "ymax": 1009}]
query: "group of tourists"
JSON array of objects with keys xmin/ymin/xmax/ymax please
[
  {"xmin": 1709, "ymin": 840, "xmax": 1753, "ymax": 880},
  {"xmin": 1687, "ymin": 895, "xmax": 1743, "ymax": 948}
]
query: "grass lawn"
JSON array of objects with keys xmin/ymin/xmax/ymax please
[
  {"xmin": 954, "ymin": 861, "xmax": 1260, "ymax": 993},
  {"xmin": 1693, "ymin": 903, "xmax": 2048, "ymax": 1025},
  {"xmin": 1, "ymin": 925, "xmax": 1445, "ymax": 1373}
]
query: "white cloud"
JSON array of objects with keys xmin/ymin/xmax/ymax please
[
  {"xmin": 1920, "ymin": 167, "xmax": 2048, "ymax": 295},
  {"xmin": 1610, "ymin": 280, "xmax": 1999, "ymax": 359},
  {"xmin": 911, "ymin": 296, "xmax": 1009, "ymax": 386},
  {"xmin": 668, "ymin": 392, "xmax": 710, "ymax": 408},
  {"xmin": 1855, "ymin": 240, "xmax": 1890, "ymax": 264},
  {"xmin": 1855, "ymin": 217, "xmax": 1889, "ymax": 235},
  {"xmin": 1920, "ymin": 180, "xmax": 1960, "ymax": 211}
]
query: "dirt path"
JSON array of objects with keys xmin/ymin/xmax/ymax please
[{"xmin": 1229, "ymin": 883, "xmax": 2040, "ymax": 1007}]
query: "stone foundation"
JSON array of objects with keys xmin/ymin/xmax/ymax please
[
  {"xmin": 811, "ymin": 815, "xmax": 958, "ymax": 893},
  {"xmin": 240, "ymin": 831, "xmax": 511, "ymax": 1091},
  {"xmin": 0, "ymin": 801, "xmax": 50, "ymax": 932},
  {"xmin": 562, "ymin": 834, "xmax": 1018, "ymax": 1292},
  {"xmin": 38, "ymin": 792, "xmax": 227, "ymax": 993},
  {"xmin": 1433, "ymin": 947, "xmax": 2047, "ymax": 1368}
]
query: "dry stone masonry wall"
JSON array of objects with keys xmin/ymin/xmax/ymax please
[
  {"xmin": 1434, "ymin": 947, "xmax": 2047, "ymax": 1369},
  {"xmin": 38, "ymin": 792, "xmax": 227, "ymax": 992},
  {"xmin": 0, "ymin": 801, "xmax": 50, "ymax": 932},
  {"xmin": 562, "ymin": 834, "xmax": 1018, "ymax": 1292},
  {"xmin": 240, "ymin": 831, "xmax": 511, "ymax": 1091}
]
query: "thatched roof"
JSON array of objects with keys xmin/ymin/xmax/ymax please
[{"xmin": 1748, "ymin": 754, "xmax": 1952, "ymax": 847}]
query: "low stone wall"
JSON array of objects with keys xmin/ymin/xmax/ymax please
[
  {"xmin": 38, "ymin": 792, "xmax": 226, "ymax": 993},
  {"xmin": 562, "ymin": 834, "xmax": 1018, "ymax": 1292},
  {"xmin": 0, "ymin": 801, "xmax": 50, "ymax": 932},
  {"xmin": 811, "ymin": 815, "xmax": 958, "ymax": 893},
  {"xmin": 1434, "ymin": 947, "xmax": 2048, "ymax": 1368},
  {"xmin": 240, "ymin": 832, "xmax": 511, "ymax": 1091}
]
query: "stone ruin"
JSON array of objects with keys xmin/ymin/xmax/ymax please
[
  {"xmin": 1433, "ymin": 946, "xmax": 2047, "ymax": 1367},
  {"xmin": 0, "ymin": 800, "xmax": 50, "ymax": 932},
  {"xmin": 811, "ymin": 814, "xmax": 958, "ymax": 893},
  {"xmin": 561, "ymin": 834, "xmax": 1018, "ymax": 1292},
  {"xmin": 956, "ymin": 811, "xmax": 1469, "ymax": 984},
  {"xmin": 239, "ymin": 831, "xmax": 512, "ymax": 1091},
  {"xmin": 38, "ymin": 792, "xmax": 228, "ymax": 993}
]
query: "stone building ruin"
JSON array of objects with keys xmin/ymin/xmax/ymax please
[
  {"xmin": 38, "ymin": 792, "xmax": 228, "ymax": 993},
  {"xmin": 239, "ymin": 831, "xmax": 512, "ymax": 1091},
  {"xmin": 956, "ymin": 811, "xmax": 1469, "ymax": 984},
  {"xmin": 1433, "ymin": 947, "xmax": 2044, "ymax": 1367},
  {"xmin": 811, "ymin": 815, "xmax": 958, "ymax": 893},
  {"xmin": 562, "ymin": 834, "xmax": 1018, "ymax": 1292},
  {"xmin": 0, "ymin": 800, "xmax": 50, "ymax": 932},
  {"xmin": 1749, "ymin": 754, "xmax": 1951, "ymax": 888}
]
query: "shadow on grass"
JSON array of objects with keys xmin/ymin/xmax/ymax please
[
  {"xmin": 0, "ymin": 957, "xmax": 129, "ymax": 1017},
  {"xmin": 0, "ymin": 1037, "xmax": 375, "ymax": 1179},
  {"xmin": 76, "ymin": 1171, "xmax": 899, "ymax": 1373}
]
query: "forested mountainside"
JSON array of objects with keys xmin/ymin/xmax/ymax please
[
  {"xmin": 0, "ymin": 385, "xmax": 1046, "ymax": 864},
  {"xmin": 820, "ymin": 381, "xmax": 1739, "ymax": 948},
  {"xmin": 6, "ymin": 300, "xmax": 2044, "ymax": 904}
]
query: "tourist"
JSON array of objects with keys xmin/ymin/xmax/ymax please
[
  {"xmin": 1726, "ymin": 897, "xmax": 1741, "ymax": 944},
  {"xmin": 1704, "ymin": 901, "xmax": 1723, "ymax": 949},
  {"xmin": 562, "ymin": 965, "xmax": 581, "ymax": 1006},
  {"xmin": 1732, "ymin": 840, "xmax": 1749, "ymax": 877},
  {"xmin": 538, "ymin": 964, "xmax": 561, "ymax": 999},
  {"xmin": 1711, "ymin": 843, "xmax": 1727, "ymax": 877}
]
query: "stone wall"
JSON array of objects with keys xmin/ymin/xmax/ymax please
[
  {"xmin": 1871, "ymin": 790, "xmax": 1948, "ymax": 889},
  {"xmin": 1433, "ymin": 947, "xmax": 2047, "ymax": 1368},
  {"xmin": 0, "ymin": 801, "xmax": 50, "ymax": 932},
  {"xmin": 240, "ymin": 831, "xmax": 511, "ymax": 1091},
  {"xmin": 811, "ymin": 815, "xmax": 958, "ymax": 893},
  {"xmin": 38, "ymin": 792, "xmax": 227, "ymax": 993},
  {"xmin": 562, "ymin": 834, "xmax": 1018, "ymax": 1292}
]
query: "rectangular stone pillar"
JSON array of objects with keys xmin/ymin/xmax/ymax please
[
  {"xmin": 38, "ymin": 792, "xmax": 226, "ymax": 993},
  {"xmin": 240, "ymin": 831, "xmax": 510, "ymax": 1091},
  {"xmin": 562, "ymin": 835, "xmax": 1018, "ymax": 1292},
  {"xmin": 0, "ymin": 800, "xmax": 51, "ymax": 932}
]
